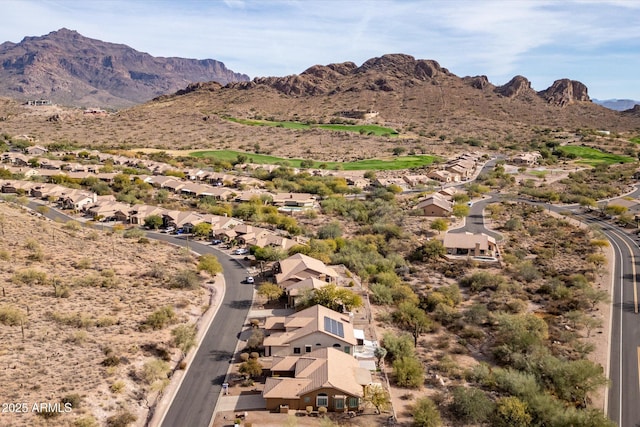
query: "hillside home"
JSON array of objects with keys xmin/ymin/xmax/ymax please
[
  {"xmin": 1, "ymin": 153, "xmax": 30, "ymax": 166},
  {"xmin": 61, "ymin": 191, "xmax": 98, "ymax": 211},
  {"xmin": 510, "ymin": 152, "xmax": 542, "ymax": 166},
  {"xmin": 443, "ymin": 232, "xmax": 497, "ymax": 257},
  {"xmin": 263, "ymin": 347, "xmax": 371, "ymax": 412},
  {"xmin": 274, "ymin": 253, "xmax": 339, "ymax": 288},
  {"xmin": 25, "ymin": 145, "xmax": 48, "ymax": 156},
  {"xmin": 427, "ymin": 170, "xmax": 459, "ymax": 183},
  {"xmin": 272, "ymin": 193, "xmax": 317, "ymax": 208},
  {"xmin": 86, "ymin": 201, "xmax": 132, "ymax": 220},
  {"xmin": 414, "ymin": 195, "xmax": 453, "ymax": 217},
  {"xmin": 262, "ymin": 305, "xmax": 358, "ymax": 357}
]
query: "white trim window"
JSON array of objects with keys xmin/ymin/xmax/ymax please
[{"xmin": 317, "ymin": 393, "xmax": 329, "ymax": 407}]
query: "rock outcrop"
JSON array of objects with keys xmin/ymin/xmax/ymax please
[
  {"xmin": 538, "ymin": 79, "xmax": 590, "ymax": 106},
  {"xmin": 495, "ymin": 76, "xmax": 536, "ymax": 98}
]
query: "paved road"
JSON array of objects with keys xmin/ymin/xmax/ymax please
[
  {"xmin": 158, "ymin": 236, "xmax": 253, "ymax": 427},
  {"xmin": 25, "ymin": 201, "xmax": 254, "ymax": 427},
  {"xmin": 559, "ymin": 208, "xmax": 640, "ymax": 427},
  {"xmin": 525, "ymin": 198, "xmax": 640, "ymax": 427}
]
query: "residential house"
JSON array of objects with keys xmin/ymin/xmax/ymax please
[
  {"xmin": 1, "ymin": 180, "xmax": 37, "ymax": 194},
  {"xmin": 443, "ymin": 232, "xmax": 497, "ymax": 257},
  {"xmin": 262, "ymin": 304, "xmax": 358, "ymax": 357},
  {"xmin": 402, "ymin": 174, "xmax": 432, "ymax": 188},
  {"xmin": 414, "ymin": 194, "xmax": 453, "ymax": 217},
  {"xmin": 272, "ymin": 193, "xmax": 317, "ymax": 209},
  {"xmin": 1, "ymin": 153, "xmax": 30, "ymax": 166},
  {"xmin": 427, "ymin": 170, "xmax": 458, "ymax": 183},
  {"xmin": 39, "ymin": 159, "xmax": 63, "ymax": 170},
  {"xmin": 274, "ymin": 253, "xmax": 338, "ymax": 288},
  {"xmin": 162, "ymin": 210, "xmax": 204, "ymax": 231},
  {"xmin": 146, "ymin": 176, "xmax": 179, "ymax": 189},
  {"xmin": 283, "ymin": 277, "xmax": 329, "ymax": 308},
  {"xmin": 86, "ymin": 201, "xmax": 131, "ymax": 220},
  {"xmin": 163, "ymin": 180, "xmax": 187, "ymax": 193},
  {"xmin": 61, "ymin": 191, "xmax": 97, "ymax": 211},
  {"xmin": 25, "ymin": 145, "xmax": 48, "ymax": 156},
  {"xmin": 30, "ymin": 184, "xmax": 70, "ymax": 200},
  {"xmin": 129, "ymin": 205, "xmax": 167, "ymax": 225},
  {"xmin": 263, "ymin": 347, "xmax": 371, "ymax": 412},
  {"xmin": 510, "ymin": 152, "xmax": 542, "ymax": 166}
]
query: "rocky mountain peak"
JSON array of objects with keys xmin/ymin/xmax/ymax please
[
  {"xmin": 538, "ymin": 79, "xmax": 590, "ymax": 106},
  {"xmin": 357, "ymin": 54, "xmax": 448, "ymax": 80},
  {"xmin": 0, "ymin": 28, "xmax": 249, "ymax": 108},
  {"xmin": 495, "ymin": 75, "xmax": 535, "ymax": 98}
]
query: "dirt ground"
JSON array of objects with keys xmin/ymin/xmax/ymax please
[{"xmin": 0, "ymin": 201, "xmax": 210, "ymax": 427}]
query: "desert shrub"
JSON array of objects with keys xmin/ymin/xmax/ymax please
[
  {"xmin": 393, "ymin": 356, "xmax": 424, "ymax": 388},
  {"xmin": 106, "ymin": 411, "xmax": 136, "ymax": 427},
  {"xmin": 240, "ymin": 353, "xmax": 250, "ymax": 362},
  {"xmin": 171, "ymin": 324, "xmax": 196, "ymax": 355},
  {"xmin": 0, "ymin": 305, "xmax": 25, "ymax": 326},
  {"xmin": 61, "ymin": 393, "xmax": 82, "ymax": 409},
  {"xmin": 24, "ymin": 238, "xmax": 40, "ymax": 251},
  {"xmin": 142, "ymin": 306, "xmax": 175, "ymax": 330},
  {"xmin": 74, "ymin": 258, "xmax": 92, "ymax": 269},
  {"xmin": 197, "ymin": 254, "xmax": 223, "ymax": 275},
  {"xmin": 36, "ymin": 407, "xmax": 61, "ymax": 419},
  {"xmin": 141, "ymin": 359, "xmax": 170, "ymax": 384},
  {"xmin": 138, "ymin": 237, "xmax": 150, "ymax": 244},
  {"xmin": 450, "ymin": 386, "xmax": 494, "ymax": 424},
  {"xmin": 382, "ymin": 332, "xmax": 415, "ymax": 362},
  {"xmin": 74, "ymin": 416, "xmax": 98, "ymax": 427},
  {"xmin": 12, "ymin": 268, "xmax": 47, "ymax": 285},
  {"xmin": 459, "ymin": 271, "xmax": 505, "ymax": 292},
  {"xmin": 49, "ymin": 311, "xmax": 94, "ymax": 329},
  {"xmin": 492, "ymin": 396, "xmax": 532, "ymax": 427},
  {"xmin": 0, "ymin": 249, "xmax": 9, "ymax": 260},
  {"xmin": 96, "ymin": 316, "xmax": 117, "ymax": 327},
  {"xmin": 123, "ymin": 228, "xmax": 145, "ymax": 239},
  {"xmin": 169, "ymin": 269, "xmax": 200, "ymax": 289},
  {"xmin": 412, "ymin": 397, "xmax": 442, "ymax": 427},
  {"xmin": 246, "ymin": 329, "xmax": 264, "ymax": 351},
  {"xmin": 146, "ymin": 264, "xmax": 166, "ymax": 280},
  {"xmin": 63, "ymin": 220, "xmax": 81, "ymax": 231},
  {"xmin": 239, "ymin": 358, "xmax": 263, "ymax": 378},
  {"xmin": 370, "ymin": 283, "xmax": 393, "ymax": 305},
  {"xmin": 101, "ymin": 355, "xmax": 121, "ymax": 367}
]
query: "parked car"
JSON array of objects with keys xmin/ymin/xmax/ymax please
[
  {"xmin": 246, "ymin": 276, "xmax": 255, "ymax": 284},
  {"xmin": 233, "ymin": 248, "xmax": 249, "ymax": 255},
  {"xmin": 211, "ymin": 239, "xmax": 222, "ymax": 245},
  {"xmin": 163, "ymin": 227, "xmax": 175, "ymax": 234}
]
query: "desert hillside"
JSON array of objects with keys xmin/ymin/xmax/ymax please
[{"xmin": 0, "ymin": 201, "xmax": 210, "ymax": 427}]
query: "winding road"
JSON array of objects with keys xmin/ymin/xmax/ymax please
[{"xmin": 26, "ymin": 201, "xmax": 253, "ymax": 427}]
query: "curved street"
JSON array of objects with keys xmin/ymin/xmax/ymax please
[{"xmin": 26, "ymin": 201, "xmax": 253, "ymax": 427}]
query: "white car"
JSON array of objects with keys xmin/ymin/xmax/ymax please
[
  {"xmin": 233, "ymin": 248, "xmax": 249, "ymax": 255},
  {"xmin": 246, "ymin": 276, "xmax": 255, "ymax": 284}
]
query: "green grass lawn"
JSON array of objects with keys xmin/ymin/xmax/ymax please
[
  {"xmin": 224, "ymin": 117, "xmax": 398, "ymax": 136},
  {"xmin": 630, "ymin": 136, "xmax": 640, "ymax": 144},
  {"xmin": 556, "ymin": 146, "xmax": 635, "ymax": 166},
  {"xmin": 190, "ymin": 150, "xmax": 436, "ymax": 171}
]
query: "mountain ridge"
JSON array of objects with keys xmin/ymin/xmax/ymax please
[{"xmin": 0, "ymin": 28, "xmax": 249, "ymax": 108}]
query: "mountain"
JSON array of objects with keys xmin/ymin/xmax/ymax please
[
  {"xmin": 1, "ymin": 53, "xmax": 639, "ymax": 162},
  {"xmin": 593, "ymin": 98, "xmax": 640, "ymax": 111},
  {"xmin": 0, "ymin": 28, "xmax": 249, "ymax": 108}
]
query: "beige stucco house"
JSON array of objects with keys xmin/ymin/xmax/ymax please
[
  {"xmin": 263, "ymin": 304, "xmax": 357, "ymax": 357},
  {"xmin": 263, "ymin": 347, "xmax": 371, "ymax": 412}
]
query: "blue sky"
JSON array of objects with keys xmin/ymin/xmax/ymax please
[{"xmin": 1, "ymin": 0, "xmax": 639, "ymax": 99}]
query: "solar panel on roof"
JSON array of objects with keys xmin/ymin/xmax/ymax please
[{"xmin": 323, "ymin": 316, "xmax": 344, "ymax": 338}]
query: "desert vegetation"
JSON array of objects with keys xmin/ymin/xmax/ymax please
[{"xmin": 0, "ymin": 201, "xmax": 210, "ymax": 427}]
